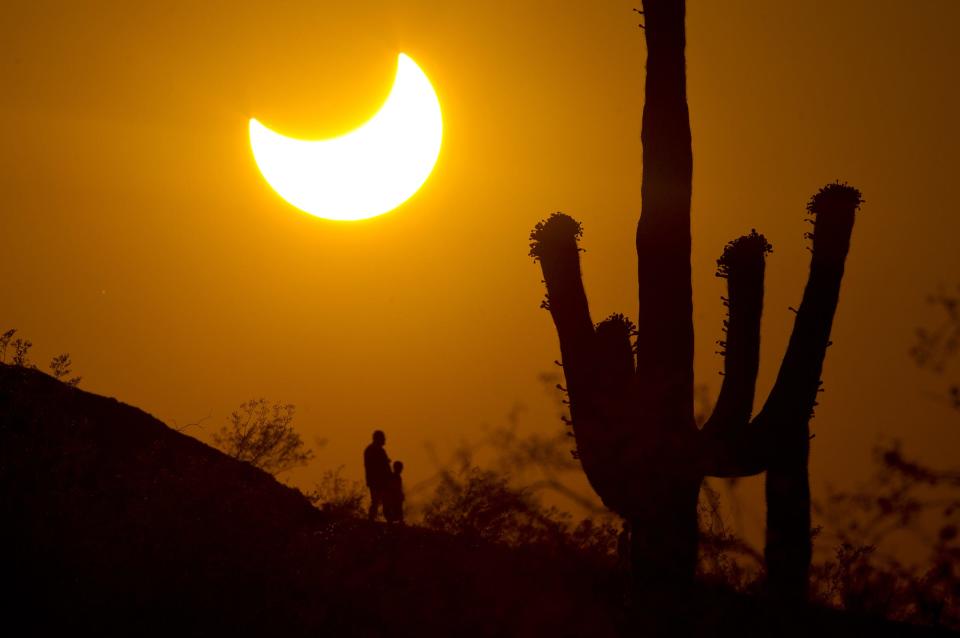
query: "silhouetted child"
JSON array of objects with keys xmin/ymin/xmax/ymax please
[{"xmin": 383, "ymin": 460, "xmax": 405, "ymax": 524}]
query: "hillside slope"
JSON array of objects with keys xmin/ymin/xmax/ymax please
[
  {"xmin": 0, "ymin": 364, "xmax": 948, "ymax": 637},
  {"xmin": 0, "ymin": 364, "xmax": 621, "ymax": 637}
]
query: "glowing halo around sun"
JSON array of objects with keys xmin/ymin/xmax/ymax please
[{"xmin": 249, "ymin": 54, "xmax": 443, "ymax": 221}]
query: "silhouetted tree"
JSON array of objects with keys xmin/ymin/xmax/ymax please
[
  {"xmin": 213, "ymin": 399, "xmax": 314, "ymax": 475},
  {"xmin": 529, "ymin": 0, "xmax": 861, "ymax": 600}
]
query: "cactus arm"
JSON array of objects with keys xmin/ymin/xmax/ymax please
[
  {"xmin": 753, "ymin": 183, "xmax": 862, "ymax": 600},
  {"xmin": 753, "ymin": 185, "xmax": 860, "ymax": 431},
  {"xmin": 588, "ymin": 313, "xmax": 641, "ymax": 515},
  {"xmin": 595, "ymin": 314, "xmax": 636, "ymax": 385},
  {"xmin": 529, "ymin": 213, "xmax": 596, "ymax": 390},
  {"xmin": 635, "ymin": 0, "xmax": 695, "ymax": 429},
  {"xmin": 529, "ymin": 212, "xmax": 603, "ymax": 462},
  {"xmin": 700, "ymin": 232, "xmax": 770, "ymax": 477}
]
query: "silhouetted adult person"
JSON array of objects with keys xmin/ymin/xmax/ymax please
[{"xmin": 364, "ymin": 430, "xmax": 391, "ymax": 521}]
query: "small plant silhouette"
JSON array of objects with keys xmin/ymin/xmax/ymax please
[
  {"xmin": 0, "ymin": 329, "xmax": 15, "ymax": 362},
  {"xmin": 11, "ymin": 338, "xmax": 34, "ymax": 368},
  {"xmin": 49, "ymin": 353, "xmax": 81, "ymax": 387},
  {"xmin": 1, "ymin": 329, "xmax": 80, "ymax": 385}
]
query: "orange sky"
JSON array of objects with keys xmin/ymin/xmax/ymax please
[{"xmin": 2, "ymin": 1, "xmax": 959, "ymax": 544}]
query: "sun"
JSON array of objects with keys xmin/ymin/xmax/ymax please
[{"xmin": 249, "ymin": 54, "xmax": 443, "ymax": 221}]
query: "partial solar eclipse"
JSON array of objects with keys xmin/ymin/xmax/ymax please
[{"xmin": 249, "ymin": 54, "xmax": 443, "ymax": 221}]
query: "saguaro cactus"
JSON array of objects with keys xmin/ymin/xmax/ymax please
[{"xmin": 529, "ymin": 0, "xmax": 862, "ymax": 599}]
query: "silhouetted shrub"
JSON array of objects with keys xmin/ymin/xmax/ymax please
[
  {"xmin": 697, "ymin": 481, "xmax": 763, "ymax": 590},
  {"xmin": 1, "ymin": 328, "xmax": 80, "ymax": 385},
  {"xmin": 305, "ymin": 465, "xmax": 365, "ymax": 518},
  {"xmin": 810, "ymin": 442, "xmax": 960, "ymax": 629},
  {"xmin": 423, "ymin": 467, "xmax": 563, "ymax": 544},
  {"xmin": 421, "ymin": 465, "xmax": 619, "ymax": 565},
  {"xmin": 811, "ymin": 543, "xmax": 911, "ymax": 618},
  {"xmin": 212, "ymin": 399, "xmax": 314, "ymax": 475}
]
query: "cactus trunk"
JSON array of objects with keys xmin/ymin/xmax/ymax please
[
  {"xmin": 630, "ymin": 0, "xmax": 700, "ymax": 590},
  {"xmin": 629, "ymin": 480, "xmax": 701, "ymax": 591}
]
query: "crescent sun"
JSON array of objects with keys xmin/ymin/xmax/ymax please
[{"xmin": 249, "ymin": 54, "xmax": 443, "ymax": 221}]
